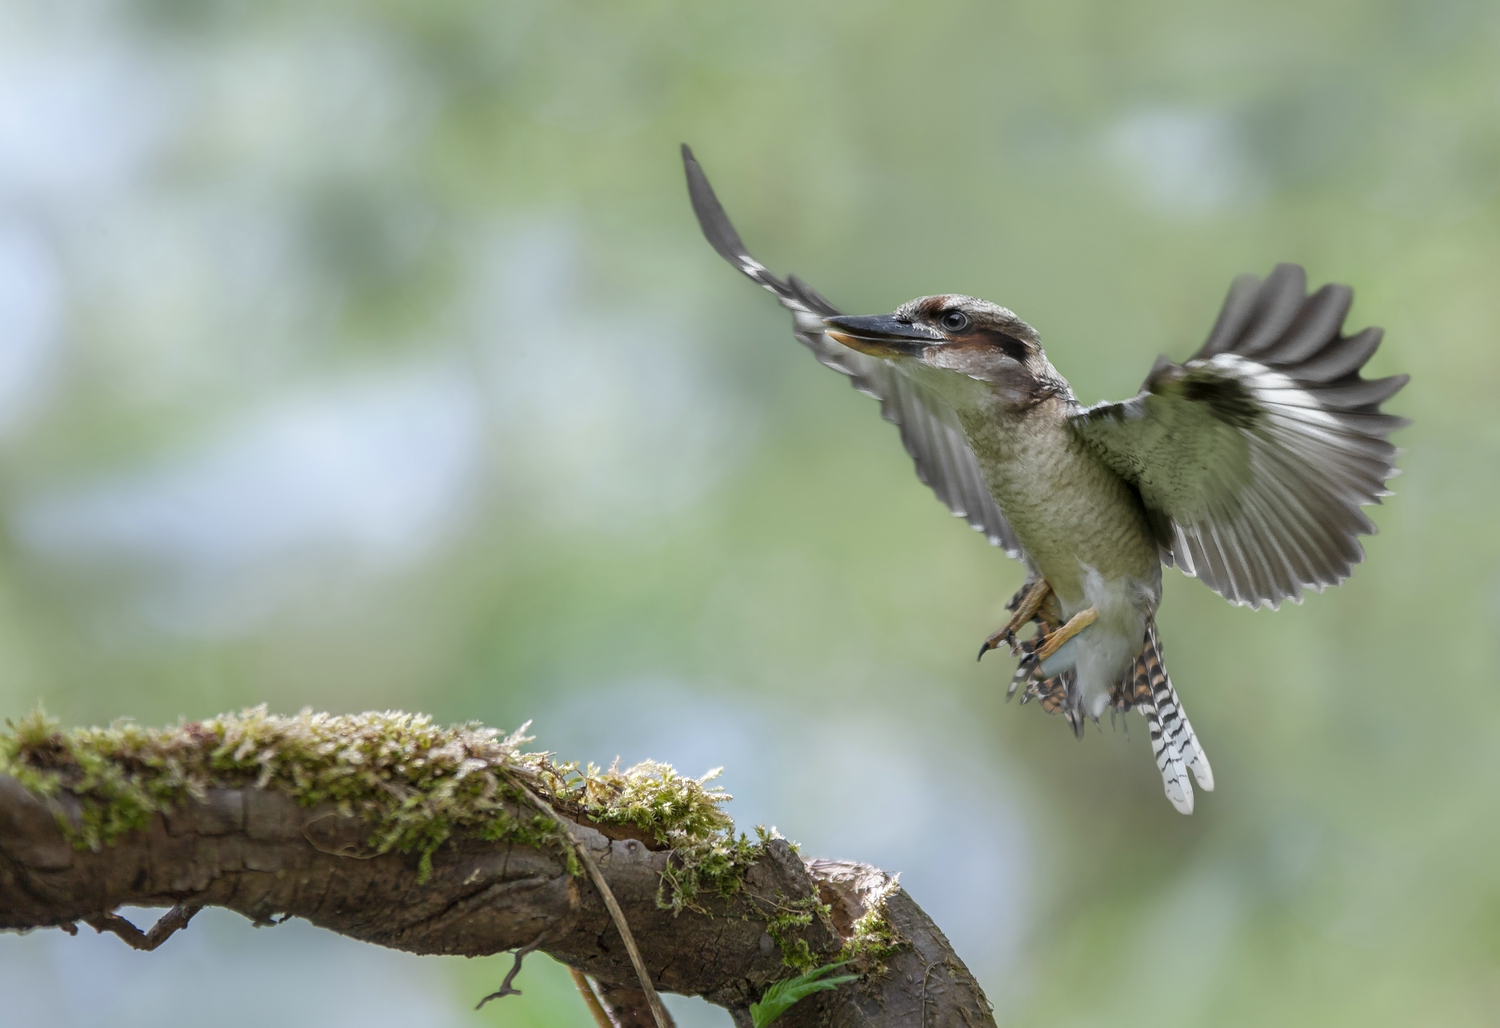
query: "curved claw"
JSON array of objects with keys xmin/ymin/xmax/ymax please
[
  {"xmin": 980, "ymin": 578, "xmax": 1054, "ymax": 663},
  {"xmin": 978, "ymin": 631, "xmax": 1017, "ymax": 662}
]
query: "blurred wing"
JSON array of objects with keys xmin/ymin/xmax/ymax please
[
  {"xmin": 1070, "ymin": 263, "xmax": 1408, "ymax": 609},
  {"xmin": 683, "ymin": 145, "xmax": 1021, "ymax": 557}
]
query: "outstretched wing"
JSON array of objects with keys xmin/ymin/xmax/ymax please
[
  {"xmin": 683, "ymin": 144, "xmax": 1022, "ymax": 557},
  {"xmin": 1070, "ymin": 263, "xmax": 1408, "ymax": 609}
]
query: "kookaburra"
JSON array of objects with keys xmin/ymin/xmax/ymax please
[{"xmin": 682, "ymin": 145, "xmax": 1408, "ymax": 814}]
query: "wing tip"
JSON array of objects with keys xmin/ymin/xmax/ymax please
[
  {"xmin": 683, "ymin": 146, "xmax": 1030, "ymax": 565},
  {"xmin": 681, "ymin": 142, "xmax": 758, "ymax": 274}
]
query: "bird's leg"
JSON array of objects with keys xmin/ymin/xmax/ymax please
[
  {"xmin": 1032, "ymin": 607, "xmax": 1098, "ymax": 662},
  {"xmin": 978, "ymin": 578, "xmax": 1054, "ymax": 661}
]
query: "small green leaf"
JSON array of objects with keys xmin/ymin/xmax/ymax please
[{"xmin": 749, "ymin": 961, "xmax": 860, "ymax": 1028}]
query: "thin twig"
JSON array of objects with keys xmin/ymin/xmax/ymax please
[
  {"xmin": 570, "ymin": 968, "xmax": 618, "ymax": 1028},
  {"xmin": 475, "ymin": 933, "xmax": 545, "ymax": 1009},
  {"xmin": 919, "ymin": 960, "xmax": 940, "ymax": 1028},
  {"xmin": 84, "ymin": 902, "xmax": 202, "ymax": 952},
  {"xmin": 509, "ymin": 776, "xmax": 672, "ymax": 1028}
]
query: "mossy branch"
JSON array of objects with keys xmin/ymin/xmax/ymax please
[{"xmin": 0, "ymin": 708, "xmax": 996, "ymax": 1028}]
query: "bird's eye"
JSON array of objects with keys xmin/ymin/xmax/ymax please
[{"xmin": 940, "ymin": 310, "xmax": 969, "ymax": 332}]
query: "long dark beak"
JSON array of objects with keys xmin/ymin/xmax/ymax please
[{"xmin": 823, "ymin": 314, "xmax": 942, "ymax": 357}]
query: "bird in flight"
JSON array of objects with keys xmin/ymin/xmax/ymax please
[{"xmin": 681, "ymin": 145, "xmax": 1407, "ymax": 814}]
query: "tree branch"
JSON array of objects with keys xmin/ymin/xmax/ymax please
[
  {"xmin": 510, "ymin": 774, "xmax": 672, "ymax": 1028},
  {"xmin": 0, "ymin": 716, "xmax": 997, "ymax": 1028},
  {"xmin": 82, "ymin": 901, "xmax": 203, "ymax": 951}
]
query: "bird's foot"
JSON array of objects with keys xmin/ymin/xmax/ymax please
[
  {"xmin": 978, "ymin": 578, "xmax": 1055, "ymax": 661},
  {"xmin": 1033, "ymin": 606, "xmax": 1098, "ymax": 663},
  {"xmin": 1006, "ymin": 626, "xmax": 1090, "ymax": 735}
]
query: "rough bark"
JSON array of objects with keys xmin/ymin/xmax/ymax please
[{"xmin": 0, "ymin": 775, "xmax": 995, "ymax": 1028}]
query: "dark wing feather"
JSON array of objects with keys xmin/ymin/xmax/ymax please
[
  {"xmin": 682, "ymin": 145, "xmax": 1021, "ymax": 557},
  {"xmin": 1070, "ymin": 263, "xmax": 1408, "ymax": 609}
]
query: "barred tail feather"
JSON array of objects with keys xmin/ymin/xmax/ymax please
[
  {"xmin": 1136, "ymin": 618, "xmax": 1213, "ymax": 814},
  {"xmin": 1144, "ymin": 700, "xmax": 1194, "ymax": 814}
]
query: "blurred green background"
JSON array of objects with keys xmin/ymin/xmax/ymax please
[{"xmin": 0, "ymin": 1, "xmax": 1494, "ymax": 1025}]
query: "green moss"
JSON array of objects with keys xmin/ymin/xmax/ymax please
[
  {"xmin": 657, "ymin": 823, "xmax": 778, "ymax": 916},
  {"xmin": 542, "ymin": 759, "xmax": 735, "ymax": 845},
  {"xmin": 0, "ymin": 706, "xmax": 749, "ymax": 888},
  {"xmin": 765, "ymin": 895, "xmax": 833, "ymax": 971},
  {"xmin": 838, "ymin": 890, "xmax": 903, "ymax": 966}
]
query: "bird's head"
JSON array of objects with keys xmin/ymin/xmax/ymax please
[{"xmin": 823, "ymin": 295, "xmax": 1061, "ymax": 408}]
